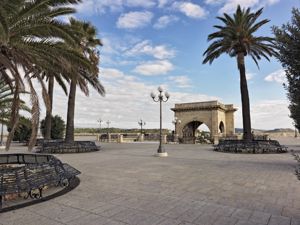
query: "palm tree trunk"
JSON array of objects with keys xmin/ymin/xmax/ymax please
[
  {"xmin": 65, "ymin": 79, "xmax": 76, "ymax": 143},
  {"xmin": 5, "ymin": 85, "xmax": 20, "ymax": 151},
  {"xmin": 44, "ymin": 76, "xmax": 54, "ymax": 139},
  {"xmin": 237, "ymin": 53, "xmax": 252, "ymax": 141}
]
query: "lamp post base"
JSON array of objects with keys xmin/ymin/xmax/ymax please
[{"xmin": 155, "ymin": 152, "xmax": 168, "ymax": 157}]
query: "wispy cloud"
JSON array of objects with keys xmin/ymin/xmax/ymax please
[
  {"xmin": 75, "ymin": 0, "xmax": 123, "ymax": 15},
  {"xmin": 126, "ymin": 0, "xmax": 156, "ymax": 8},
  {"xmin": 125, "ymin": 40, "xmax": 176, "ymax": 59},
  {"xmin": 28, "ymin": 67, "xmax": 217, "ymax": 129},
  {"xmin": 246, "ymin": 72, "xmax": 256, "ymax": 80},
  {"xmin": 75, "ymin": 0, "xmax": 157, "ymax": 15},
  {"xmin": 168, "ymin": 75, "xmax": 192, "ymax": 88},
  {"xmin": 264, "ymin": 69, "xmax": 286, "ymax": 84},
  {"xmin": 153, "ymin": 15, "xmax": 179, "ymax": 29},
  {"xmin": 116, "ymin": 11, "xmax": 153, "ymax": 29},
  {"xmin": 206, "ymin": 0, "xmax": 280, "ymax": 14},
  {"xmin": 133, "ymin": 60, "xmax": 174, "ymax": 76},
  {"xmin": 158, "ymin": 0, "xmax": 173, "ymax": 8},
  {"xmin": 204, "ymin": 0, "xmax": 223, "ymax": 5},
  {"xmin": 172, "ymin": 2, "xmax": 208, "ymax": 19},
  {"xmin": 237, "ymin": 99, "xmax": 292, "ymax": 129}
]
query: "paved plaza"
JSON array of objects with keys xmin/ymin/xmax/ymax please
[{"xmin": 1, "ymin": 140, "xmax": 300, "ymax": 225}]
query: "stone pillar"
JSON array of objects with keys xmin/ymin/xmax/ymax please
[
  {"xmin": 163, "ymin": 135, "xmax": 167, "ymax": 144},
  {"xmin": 107, "ymin": 133, "xmax": 111, "ymax": 143},
  {"xmin": 139, "ymin": 134, "xmax": 144, "ymax": 142},
  {"xmin": 213, "ymin": 135, "xmax": 219, "ymax": 145},
  {"xmin": 210, "ymin": 110, "xmax": 219, "ymax": 141},
  {"xmin": 118, "ymin": 134, "xmax": 123, "ymax": 143},
  {"xmin": 225, "ymin": 111, "xmax": 235, "ymax": 136}
]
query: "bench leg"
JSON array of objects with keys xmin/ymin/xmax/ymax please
[{"xmin": 0, "ymin": 195, "xmax": 2, "ymax": 209}]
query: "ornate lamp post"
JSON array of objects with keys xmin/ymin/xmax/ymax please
[
  {"xmin": 151, "ymin": 86, "xmax": 170, "ymax": 157},
  {"xmin": 97, "ymin": 119, "xmax": 103, "ymax": 142},
  {"xmin": 106, "ymin": 120, "xmax": 110, "ymax": 142},
  {"xmin": 138, "ymin": 119, "xmax": 146, "ymax": 134},
  {"xmin": 97, "ymin": 119, "xmax": 102, "ymax": 133},
  {"xmin": 172, "ymin": 117, "xmax": 181, "ymax": 142}
]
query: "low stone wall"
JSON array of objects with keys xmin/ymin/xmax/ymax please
[
  {"xmin": 36, "ymin": 140, "xmax": 100, "ymax": 154},
  {"xmin": 214, "ymin": 140, "xmax": 288, "ymax": 154}
]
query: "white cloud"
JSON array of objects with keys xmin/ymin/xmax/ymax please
[
  {"xmin": 23, "ymin": 69, "xmax": 292, "ymax": 132},
  {"xmin": 101, "ymin": 68, "xmax": 126, "ymax": 79},
  {"xmin": 133, "ymin": 60, "xmax": 174, "ymax": 76},
  {"xmin": 216, "ymin": 0, "xmax": 280, "ymax": 14},
  {"xmin": 116, "ymin": 11, "xmax": 153, "ymax": 29},
  {"xmin": 205, "ymin": 0, "xmax": 223, "ymax": 5},
  {"xmin": 158, "ymin": 0, "xmax": 173, "ymax": 7},
  {"xmin": 173, "ymin": 2, "xmax": 208, "ymax": 19},
  {"xmin": 75, "ymin": 0, "xmax": 157, "ymax": 14},
  {"xmin": 125, "ymin": 40, "xmax": 175, "ymax": 59},
  {"xmin": 125, "ymin": 0, "xmax": 156, "ymax": 8},
  {"xmin": 246, "ymin": 72, "xmax": 255, "ymax": 80},
  {"xmin": 264, "ymin": 69, "xmax": 286, "ymax": 84},
  {"xmin": 235, "ymin": 99, "xmax": 292, "ymax": 130},
  {"xmin": 28, "ymin": 67, "xmax": 218, "ymax": 129},
  {"xmin": 75, "ymin": 0, "xmax": 123, "ymax": 14},
  {"xmin": 168, "ymin": 76, "xmax": 192, "ymax": 88},
  {"xmin": 153, "ymin": 15, "xmax": 179, "ymax": 29}
]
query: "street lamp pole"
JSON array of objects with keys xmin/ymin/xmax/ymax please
[
  {"xmin": 151, "ymin": 86, "xmax": 170, "ymax": 157},
  {"xmin": 98, "ymin": 119, "xmax": 102, "ymax": 132},
  {"xmin": 138, "ymin": 119, "xmax": 146, "ymax": 135},
  {"xmin": 97, "ymin": 119, "xmax": 103, "ymax": 142},
  {"xmin": 106, "ymin": 120, "xmax": 110, "ymax": 142}
]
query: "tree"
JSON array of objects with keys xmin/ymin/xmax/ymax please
[
  {"xmin": 40, "ymin": 115, "xmax": 65, "ymax": 139},
  {"xmin": 0, "ymin": 0, "xmax": 91, "ymax": 150},
  {"xmin": 273, "ymin": 8, "xmax": 300, "ymax": 132},
  {"xmin": 0, "ymin": 78, "xmax": 30, "ymax": 143},
  {"xmin": 64, "ymin": 19, "xmax": 105, "ymax": 143},
  {"xmin": 203, "ymin": 5, "xmax": 277, "ymax": 141},
  {"xmin": 13, "ymin": 117, "xmax": 32, "ymax": 142}
]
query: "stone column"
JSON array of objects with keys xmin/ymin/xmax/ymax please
[
  {"xmin": 213, "ymin": 135, "xmax": 219, "ymax": 145},
  {"xmin": 139, "ymin": 134, "xmax": 144, "ymax": 142},
  {"xmin": 117, "ymin": 134, "xmax": 123, "ymax": 143},
  {"xmin": 163, "ymin": 135, "xmax": 167, "ymax": 144}
]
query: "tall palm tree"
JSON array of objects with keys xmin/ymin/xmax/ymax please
[
  {"xmin": 0, "ymin": 0, "xmax": 89, "ymax": 150},
  {"xmin": 203, "ymin": 5, "xmax": 277, "ymax": 141},
  {"xmin": 65, "ymin": 19, "xmax": 105, "ymax": 143},
  {"xmin": 43, "ymin": 73, "xmax": 69, "ymax": 140}
]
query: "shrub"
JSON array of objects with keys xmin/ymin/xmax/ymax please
[
  {"xmin": 13, "ymin": 117, "xmax": 32, "ymax": 142},
  {"xmin": 40, "ymin": 115, "xmax": 65, "ymax": 139}
]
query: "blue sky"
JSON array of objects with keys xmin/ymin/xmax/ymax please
[{"xmin": 48, "ymin": 0, "xmax": 300, "ymax": 130}]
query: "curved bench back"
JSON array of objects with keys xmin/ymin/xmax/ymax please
[{"xmin": 0, "ymin": 154, "xmax": 58, "ymax": 165}]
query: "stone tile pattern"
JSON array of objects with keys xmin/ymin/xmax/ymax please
[{"xmin": 1, "ymin": 142, "xmax": 300, "ymax": 225}]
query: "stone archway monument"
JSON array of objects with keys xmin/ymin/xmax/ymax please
[{"xmin": 171, "ymin": 101, "xmax": 237, "ymax": 144}]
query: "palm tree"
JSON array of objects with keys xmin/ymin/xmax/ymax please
[
  {"xmin": 0, "ymin": 0, "xmax": 89, "ymax": 150},
  {"xmin": 0, "ymin": 79, "xmax": 30, "ymax": 144},
  {"xmin": 203, "ymin": 5, "xmax": 277, "ymax": 141},
  {"xmin": 65, "ymin": 19, "xmax": 105, "ymax": 143},
  {"xmin": 43, "ymin": 73, "xmax": 69, "ymax": 140}
]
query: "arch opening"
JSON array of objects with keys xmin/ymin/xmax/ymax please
[
  {"xmin": 219, "ymin": 121, "xmax": 225, "ymax": 133},
  {"xmin": 181, "ymin": 121, "xmax": 211, "ymax": 144}
]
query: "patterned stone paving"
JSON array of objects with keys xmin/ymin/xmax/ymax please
[{"xmin": 1, "ymin": 140, "xmax": 300, "ymax": 225}]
